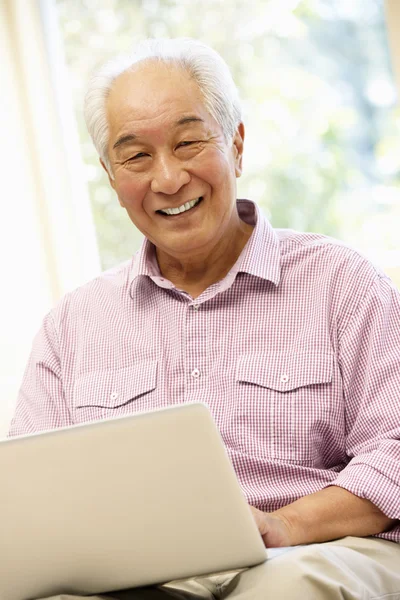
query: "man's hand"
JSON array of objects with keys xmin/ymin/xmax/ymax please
[
  {"xmin": 249, "ymin": 506, "xmax": 292, "ymax": 548},
  {"xmin": 249, "ymin": 487, "xmax": 396, "ymax": 547}
]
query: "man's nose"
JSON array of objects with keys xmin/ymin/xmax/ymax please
[{"xmin": 150, "ymin": 155, "xmax": 191, "ymax": 195}]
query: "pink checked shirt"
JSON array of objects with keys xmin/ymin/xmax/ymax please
[{"xmin": 10, "ymin": 200, "xmax": 400, "ymax": 542}]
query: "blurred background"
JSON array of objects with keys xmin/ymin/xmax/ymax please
[{"xmin": 1, "ymin": 0, "xmax": 400, "ymax": 434}]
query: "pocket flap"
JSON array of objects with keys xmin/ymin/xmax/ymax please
[
  {"xmin": 236, "ymin": 352, "xmax": 333, "ymax": 392},
  {"xmin": 73, "ymin": 360, "xmax": 158, "ymax": 409}
]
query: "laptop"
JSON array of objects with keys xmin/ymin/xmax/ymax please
[{"xmin": 0, "ymin": 403, "xmax": 267, "ymax": 600}]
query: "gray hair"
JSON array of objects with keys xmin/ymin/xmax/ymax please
[{"xmin": 84, "ymin": 38, "xmax": 242, "ymax": 176}]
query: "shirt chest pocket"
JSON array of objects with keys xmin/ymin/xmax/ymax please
[
  {"xmin": 234, "ymin": 352, "xmax": 334, "ymax": 465},
  {"xmin": 72, "ymin": 360, "xmax": 159, "ymax": 424}
]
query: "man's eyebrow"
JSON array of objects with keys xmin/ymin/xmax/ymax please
[
  {"xmin": 113, "ymin": 134, "xmax": 136, "ymax": 151},
  {"xmin": 176, "ymin": 116, "xmax": 204, "ymax": 127},
  {"xmin": 112, "ymin": 117, "xmax": 204, "ymax": 150}
]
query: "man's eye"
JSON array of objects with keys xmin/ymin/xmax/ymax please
[
  {"xmin": 177, "ymin": 141, "xmax": 196, "ymax": 148},
  {"xmin": 128, "ymin": 152, "xmax": 148, "ymax": 161}
]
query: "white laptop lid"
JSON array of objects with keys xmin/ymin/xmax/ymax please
[{"xmin": 0, "ymin": 403, "xmax": 266, "ymax": 600}]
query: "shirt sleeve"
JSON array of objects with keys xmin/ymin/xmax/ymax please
[
  {"xmin": 8, "ymin": 312, "xmax": 73, "ymax": 437},
  {"xmin": 328, "ymin": 272, "xmax": 400, "ymax": 526}
]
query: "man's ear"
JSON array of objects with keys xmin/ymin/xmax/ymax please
[
  {"xmin": 100, "ymin": 158, "xmax": 125, "ymax": 208},
  {"xmin": 100, "ymin": 158, "xmax": 116, "ymax": 190},
  {"xmin": 233, "ymin": 122, "xmax": 245, "ymax": 177}
]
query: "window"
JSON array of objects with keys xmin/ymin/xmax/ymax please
[{"xmin": 56, "ymin": 0, "xmax": 400, "ymax": 287}]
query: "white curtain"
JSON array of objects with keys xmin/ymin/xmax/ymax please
[
  {"xmin": 385, "ymin": 0, "xmax": 400, "ymax": 92},
  {"xmin": 0, "ymin": 0, "xmax": 100, "ymax": 436}
]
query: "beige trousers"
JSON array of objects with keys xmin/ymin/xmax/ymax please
[{"xmin": 41, "ymin": 536, "xmax": 400, "ymax": 600}]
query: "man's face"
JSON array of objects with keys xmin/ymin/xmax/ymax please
[{"xmin": 105, "ymin": 61, "xmax": 244, "ymax": 259}]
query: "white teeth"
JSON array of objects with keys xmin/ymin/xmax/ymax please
[{"xmin": 159, "ymin": 197, "xmax": 201, "ymax": 216}]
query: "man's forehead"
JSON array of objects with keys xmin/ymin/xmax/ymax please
[
  {"xmin": 106, "ymin": 62, "xmax": 214, "ymax": 138},
  {"xmin": 109, "ymin": 60, "xmax": 198, "ymax": 104}
]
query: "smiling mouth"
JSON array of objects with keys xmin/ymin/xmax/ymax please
[{"xmin": 157, "ymin": 197, "xmax": 203, "ymax": 216}]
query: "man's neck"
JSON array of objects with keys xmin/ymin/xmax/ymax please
[{"xmin": 156, "ymin": 220, "xmax": 254, "ymax": 299}]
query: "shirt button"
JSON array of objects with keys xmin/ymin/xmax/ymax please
[
  {"xmin": 191, "ymin": 368, "xmax": 201, "ymax": 378},
  {"xmin": 192, "ymin": 304, "xmax": 199, "ymax": 311},
  {"xmin": 280, "ymin": 374, "xmax": 289, "ymax": 383},
  {"xmin": 110, "ymin": 391, "xmax": 119, "ymax": 400}
]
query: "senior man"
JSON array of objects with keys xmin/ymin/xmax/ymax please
[{"xmin": 10, "ymin": 38, "xmax": 400, "ymax": 599}]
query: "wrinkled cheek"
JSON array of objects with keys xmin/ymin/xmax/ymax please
[
  {"xmin": 115, "ymin": 173, "xmax": 147, "ymax": 208},
  {"xmin": 199, "ymin": 156, "xmax": 234, "ymax": 191}
]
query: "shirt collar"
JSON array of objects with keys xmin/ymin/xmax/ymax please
[
  {"xmin": 129, "ymin": 199, "xmax": 281, "ymax": 292},
  {"xmin": 230, "ymin": 199, "xmax": 281, "ymax": 285}
]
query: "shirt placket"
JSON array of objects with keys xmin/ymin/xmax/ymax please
[{"xmin": 184, "ymin": 302, "xmax": 209, "ymax": 402}]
